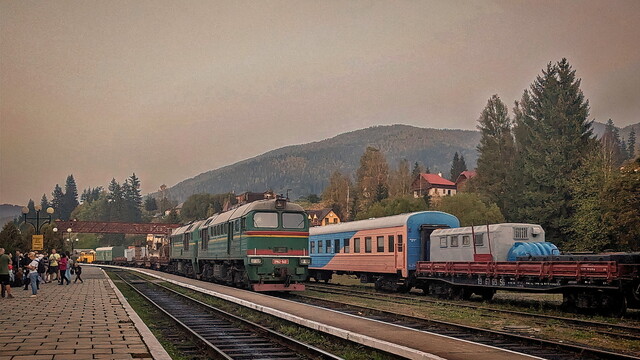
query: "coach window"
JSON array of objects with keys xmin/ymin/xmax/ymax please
[
  {"xmin": 343, "ymin": 238, "xmax": 350, "ymax": 253},
  {"xmin": 318, "ymin": 240, "xmax": 324, "ymax": 253},
  {"xmin": 439, "ymin": 236, "xmax": 447, "ymax": 248},
  {"xmin": 450, "ymin": 235, "xmax": 459, "ymax": 247},
  {"xmin": 462, "ymin": 235, "xmax": 470, "ymax": 246},
  {"xmin": 310, "ymin": 241, "xmax": 315, "ymax": 254},
  {"xmin": 474, "ymin": 233, "xmax": 484, "ymax": 246},
  {"xmin": 397, "ymin": 234, "xmax": 403, "ymax": 251},
  {"xmin": 326, "ymin": 240, "xmax": 331, "ymax": 253},
  {"xmin": 376, "ymin": 236, "xmax": 384, "ymax": 252},
  {"xmin": 388, "ymin": 235, "xmax": 394, "ymax": 253},
  {"xmin": 365, "ymin": 237, "xmax": 372, "ymax": 253},
  {"xmin": 354, "ymin": 238, "xmax": 360, "ymax": 253},
  {"xmin": 334, "ymin": 239, "xmax": 340, "ymax": 253},
  {"xmin": 253, "ymin": 212, "xmax": 278, "ymax": 228}
]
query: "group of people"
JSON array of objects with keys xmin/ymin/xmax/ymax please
[{"xmin": 0, "ymin": 247, "xmax": 83, "ymax": 299}]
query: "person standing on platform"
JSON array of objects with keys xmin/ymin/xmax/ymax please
[
  {"xmin": 64, "ymin": 251, "xmax": 73, "ymax": 285},
  {"xmin": 26, "ymin": 252, "xmax": 39, "ymax": 297},
  {"xmin": 48, "ymin": 249, "xmax": 60, "ymax": 283},
  {"xmin": 58, "ymin": 253, "xmax": 69, "ymax": 285},
  {"xmin": 0, "ymin": 248, "xmax": 14, "ymax": 299}
]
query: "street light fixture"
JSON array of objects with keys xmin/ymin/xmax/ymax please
[
  {"xmin": 22, "ymin": 205, "xmax": 54, "ymax": 235},
  {"xmin": 22, "ymin": 205, "xmax": 54, "ymax": 251}
]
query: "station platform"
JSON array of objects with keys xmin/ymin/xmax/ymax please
[
  {"xmin": 123, "ymin": 266, "xmax": 540, "ymax": 360},
  {"xmin": 0, "ymin": 266, "xmax": 170, "ymax": 360}
]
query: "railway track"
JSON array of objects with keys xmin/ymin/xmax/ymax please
[
  {"xmin": 294, "ymin": 285, "xmax": 640, "ymax": 360},
  {"xmin": 112, "ymin": 270, "xmax": 341, "ymax": 360},
  {"xmin": 306, "ymin": 283, "xmax": 640, "ymax": 341}
]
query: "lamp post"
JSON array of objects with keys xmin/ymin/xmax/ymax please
[
  {"xmin": 54, "ymin": 227, "xmax": 77, "ymax": 253},
  {"xmin": 22, "ymin": 205, "xmax": 54, "ymax": 251}
]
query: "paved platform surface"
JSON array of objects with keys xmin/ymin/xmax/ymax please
[
  {"xmin": 0, "ymin": 266, "xmax": 165, "ymax": 360},
  {"xmin": 128, "ymin": 266, "xmax": 540, "ymax": 360}
]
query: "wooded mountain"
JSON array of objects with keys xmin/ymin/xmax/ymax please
[
  {"xmin": 164, "ymin": 125, "xmax": 481, "ymax": 203},
  {"xmin": 163, "ymin": 121, "xmax": 639, "ymax": 204}
]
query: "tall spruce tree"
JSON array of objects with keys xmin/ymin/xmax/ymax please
[
  {"xmin": 628, "ymin": 127, "xmax": 636, "ymax": 159},
  {"xmin": 40, "ymin": 194, "xmax": 50, "ymax": 211},
  {"xmin": 511, "ymin": 58, "xmax": 593, "ymax": 245},
  {"xmin": 475, "ymin": 94, "xmax": 515, "ymax": 213},
  {"xmin": 64, "ymin": 175, "xmax": 79, "ymax": 220},
  {"xmin": 449, "ymin": 152, "xmax": 468, "ymax": 181},
  {"xmin": 411, "ymin": 162, "xmax": 423, "ymax": 179},
  {"xmin": 51, "ymin": 184, "xmax": 64, "ymax": 218}
]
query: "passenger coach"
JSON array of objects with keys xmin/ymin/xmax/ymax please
[{"xmin": 308, "ymin": 211, "xmax": 460, "ymax": 291}]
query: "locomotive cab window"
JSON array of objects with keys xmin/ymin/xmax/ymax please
[
  {"xmin": 235, "ymin": 219, "xmax": 240, "ymax": 232},
  {"xmin": 283, "ymin": 213, "xmax": 305, "ymax": 229},
  {"xmin": 253, "ymin": 212, "xmax": 278, "ymax": 228},
  {"xmin": 439, "ymin": 236, "xmax": 447, "ymax": 248}
]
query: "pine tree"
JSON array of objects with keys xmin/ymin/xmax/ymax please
[
  {"xmin": 123, "ymin": 173, "xmax": 142, "ymax": 222},
  {"xmin": 511, "ymin": 58, "xmax": 593, "ymax": 245},
  {"xmin": 450, "ymin": 152, "xmax": 460, "ymax": 181},
  {"xmin": 40, "ymin": 194, "xmax": 50, "ymax": 211},
  {"xmin": 144, "ymin": 196, "xmax": 158, "ymax": 212},
  {"xmin": 64, "ymin": 175, "xmax": 79, "ymax": 220},
  {"xmin": 628, "ymin": 127, "xmax": 636, "ymax": 159},
  {"xmin": 411, "ymin": 162, "xmax": 423, "ymax": 179},
  {"xmin": 51, "ymin": 184, "xmax": 64, "ymax": 217},
  {"xmin": 449, "ymin": 152, "xmax": 468, "ymax": 182},
  {"xmin": 475, "ymin": 94, "xmax": 515, "ymax": 213}
]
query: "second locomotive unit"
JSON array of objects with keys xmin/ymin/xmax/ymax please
[{"xmin": 168, "ymin": 197, "xmax": 311, "ymax": 291}]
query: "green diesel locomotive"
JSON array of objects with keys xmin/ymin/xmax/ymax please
[{"xmin": 168, "ymin": 197, "xmax": 310, "ymax": 291}]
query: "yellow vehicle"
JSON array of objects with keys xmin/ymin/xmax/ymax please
[{"xmin": 76, "ymin": 250, "xmax": 96, "ymax": 263}]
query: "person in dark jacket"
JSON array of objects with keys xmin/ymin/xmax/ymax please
[{"xmin": 73, "ymin": 262, "xmax": 83, "ymax": 283}]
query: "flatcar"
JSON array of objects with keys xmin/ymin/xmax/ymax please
[
  {"xmin": 166, "ymin": 197, "xmax": 311, "ymax": 291},
  {"xmin": 308, "ymin": 211, "xmax": 460, "ymax": 291}
]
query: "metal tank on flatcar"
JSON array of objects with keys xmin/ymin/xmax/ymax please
[
  {"xmin": 308, "ymin": 211, "xmax": 460, "ymax": 291},
  {"xmin": 429, "ymin": 223, "xmax": 558, "ymax": 262}
]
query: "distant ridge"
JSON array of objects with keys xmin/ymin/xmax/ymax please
[
  {"xmin": 162, "ymin": 124, "xmax": 481, "ymax": 203},
  {"xmin": 161, "ymin": 121, "xmax": 639, "ymax": 203}
]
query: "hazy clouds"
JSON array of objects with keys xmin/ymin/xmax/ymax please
[{"xmin": 1, "ymin": 1, "xmax": 639, "ymax": 206}]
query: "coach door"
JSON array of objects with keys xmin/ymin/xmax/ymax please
[
  {"xmin": 420, "ymin": 225, "xmax": 451, "ymax": 261},
  {"xmin": 395, "ymin": 232, "xmax": 404, "ymax": 269}
]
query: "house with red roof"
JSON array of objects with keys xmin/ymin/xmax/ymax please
[
  {"xmin": 411, "ymin": 173, "xmax": 457, "ymax": 198},
  {"xmin": 455, "ymin": 170, "xmax": 477, "ymax": 191}
]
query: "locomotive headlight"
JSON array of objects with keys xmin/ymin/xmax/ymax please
[
  {"xmin": 299, "ymin": 257, "xmax": 311, "ymax": 266},
  {"xmin": 249, "ymin": 257, "xmax": 263, "ymax": 265}
]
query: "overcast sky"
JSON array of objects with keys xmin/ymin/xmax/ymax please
[{"xmin": 1, "ymin": 1, "xmax": 639, "ymax": 206}]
